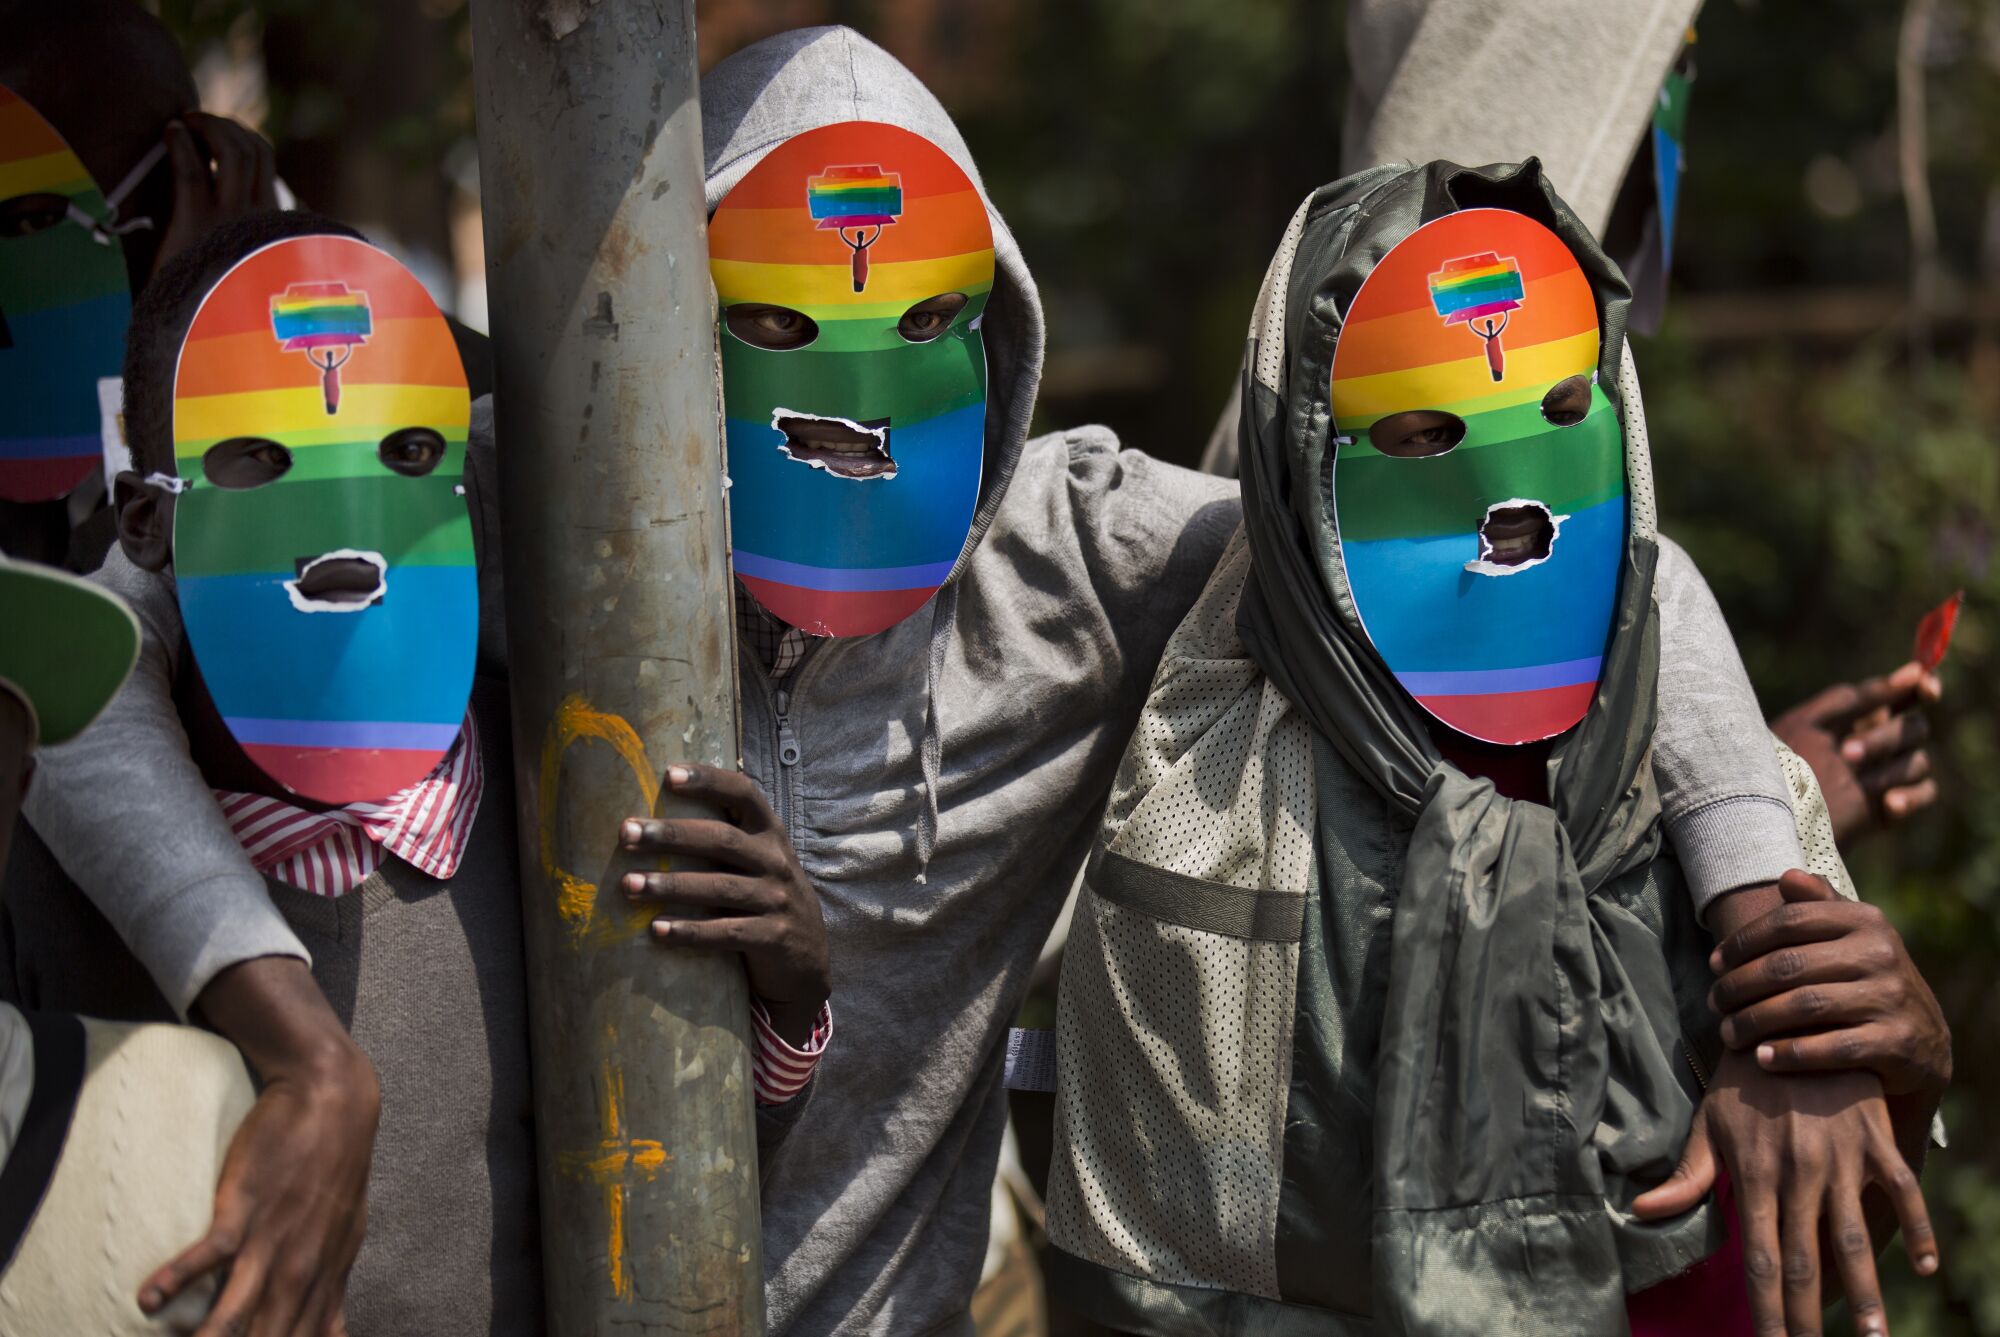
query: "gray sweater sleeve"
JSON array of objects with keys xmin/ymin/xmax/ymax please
[
  {"xmin": 1652, "ymin": 535, "xmax": 1806, "ymax": 916},
  {"xmin": 21, "ymin": 550, "xmax": 307, "ymax": 1018}
]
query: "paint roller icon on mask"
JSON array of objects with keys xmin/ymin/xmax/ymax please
[
  {"xmin": 271, "ymin": 281, "xmax": 372, "ymax": 414},
  {"xmin": 1428, "ymin": 252, "xmax": 1525, "ymax": 382},
  {"xmin": 808, "ymin": 164, "xmax": 904, "ymax": 292}
]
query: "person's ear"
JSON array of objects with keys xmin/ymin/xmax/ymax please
[{"xmin": 114, "ymin": 470, "xmax": 173, "ymax": 571}]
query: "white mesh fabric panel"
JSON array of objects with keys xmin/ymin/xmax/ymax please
[
  {"xmin": 1773, "ymin": 738, "xmax": 1859, "ymax": 901},
  {"xmin": 1110, "ymin": 685, "xmax": 1316, "ymax": 895},
  {"xmin": 1048, "ymin": 529, "xmax": 1312, "ymax": 1295},
  {"xmin": 1252, "ymin": 197, "xmax": 1312, "ymax": 395},
  {"xmin": 1102, "ymin": 534, "xmax": 1257, "ymax": 833},
  {"xmin": 1101, "ymin": 534, "xmax": 1317, "ymax": 895},
  {"xmin": 1618, "ymin": 342, "xmax": 1657, "ymax": 540},
  {"xmin": 1045, "ymin": 893, "xmax": 1297, "ymax": 1298}
]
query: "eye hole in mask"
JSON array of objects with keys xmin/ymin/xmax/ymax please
[
  {"xmin": 897, "ymin": 292, "xmax": 968, "ymax": 344},
  {"xmin": 203, "ymin": 437, "xmax": 294, "ymax": 489},
  {"xmin": 1539, "ymin": 373, "xmax": 1593, "ymax": 426},
  {"xmin": 0, "ymin": 193, "xmax": 74, "ymax": 239},
  {"xmin": 379, "ymin": 426, "xmax": 447, "ymax": 477},
  {"xmin": 725, "ymin": 302, "xmax": 819, "ymax": 351},
  {"xmin": 1368, "ymin": 409, "xmax": 1466, "ymax": 458}
]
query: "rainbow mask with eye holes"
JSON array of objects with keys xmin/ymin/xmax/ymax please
[
  {"xmin": 1329, "ymin": 208, "xmax": 1626, "ymax": 745},
  {"xmin": 172, "ymin": 235, "xmax": 476, "ymax": 803},
  {"xmin": 709, "ymin": 120, "xmax": 994, "ymax": 638},
  {"xmin": 0, "ymin": 82, "xmax": 133, "ymax": 502}
]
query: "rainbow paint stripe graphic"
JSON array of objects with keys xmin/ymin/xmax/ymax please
[
  {"xmin": 174, "ymin": 235, "xmax": 475, "ymax": 803},
  {"xmin": 1428, "ymin": 252, "xmax": 1524, "ymax": 381},
  {"xmin": 0, "ymin": 82, "xmax": 131, "ymax": 502},
  {"xmin": 807, "ymin": 164, "xmax": 905, "ymax": 292},
  {"xmin": 1331, "ymin": 208, "xmax": 1624, "ymax": 745},
  {"xmin": 710, "ymin": 121, "xmax": 994, "ymax": 637},
  {"xmin": 271, "ymin": 281, "xmax": 373, "ymax": 414}
]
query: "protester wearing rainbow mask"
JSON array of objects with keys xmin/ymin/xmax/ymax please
[
  {"xmin": 8, "ymin": 204, "xmax": 847, "ymax": 1333},
  {"xmin": 13, "ymin": 29, "xmax": 1923, "ymax": 1335},
  {"xmin": 1045, "ymin": 160, "xmax": 1946, "ymax": 1337}
]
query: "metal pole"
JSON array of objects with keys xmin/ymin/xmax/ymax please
[{"xmin": 467, "ymin": 3, "xmax": 763, "ymax": 1332}]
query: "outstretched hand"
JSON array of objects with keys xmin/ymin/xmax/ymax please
[
  {"xmin": 619, "ymin": 763, "xmax": 830, "ymax": 1046},
  {"xmin": 1771, "ymin": 661, "xmax": 1942, "ymax": 844},
  {"xmin": 1633, "ymin": 1054, "xmax": 1935, "ymax": 1337}
]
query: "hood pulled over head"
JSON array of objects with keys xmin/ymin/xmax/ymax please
[{"xmin": 1235, "ymin": 156, "xmax": 1659, "ymax": 765}]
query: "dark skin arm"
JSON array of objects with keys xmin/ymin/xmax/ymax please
[
  {"xmin": 109, "ymin": 422, "xmax": 370, "ymax": 1334},
  {"xmin": 1713, "ymin": 870, "xmax": 1950, "ymax": 1329},
  {"xmin": 1635, "ymin": 873, "xmax": 1940, "ymax": 1337},
  {"xmin": 619, "ymin": 764, "xmax": 830, "ymax": 1047},
  {"xmin": 140, "ymin": 956, "xmax": 378, "ymax": 1337}
]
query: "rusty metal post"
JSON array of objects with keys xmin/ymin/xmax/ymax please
[{"xmin": 467, "ymin": 2, "xmax": 762, "ymax": 1331}]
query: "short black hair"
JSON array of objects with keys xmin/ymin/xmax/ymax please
[
  {"xmin": 0, "ymin": 2, "xmax": 197, "ymax": 151},
  {"xmin": 123, "ymin": 210, "xmax": 364, "ymax": 477}
]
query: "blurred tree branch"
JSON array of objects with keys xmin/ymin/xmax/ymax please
[{"xmin": 1901, "ymin": 0, "xmax": 1942, "ymax": 367}]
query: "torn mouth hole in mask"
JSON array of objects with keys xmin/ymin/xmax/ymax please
[
  {"xmin": 1466, "ymin": 500, "xmax": 1563, "ymax": 576},
  {"xmin": 771, "ymin": 409, "xmax": 897, "ymax": 481},
  {"xmin": 285, "ymin": 548, "xmax": 387, "ymax": 612}
]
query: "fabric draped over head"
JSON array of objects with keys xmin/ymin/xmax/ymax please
[
  {"xmin": 0, "ymin": 82, "xmax": 133, "ymax": 502},
  {"xmin": 1235, "ymin": 159, "xmax": 1717, "ymax": 1328},
  {"xmin": 171, "ymin": 235, "xmax": 476, "ymax": 805}
]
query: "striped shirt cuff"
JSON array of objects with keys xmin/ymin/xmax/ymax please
[{"xmin": 750, "ymin": 997, "xmax": 831, "ymax": 1107}]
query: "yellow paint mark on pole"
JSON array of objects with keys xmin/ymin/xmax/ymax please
[
  {"xmin": 538, "ymin": 694, "xmax": 665, "ymax": 943},
  {"xmin": 559, "ymin": 1060, "xmax": 674, "ymax": 1303}
]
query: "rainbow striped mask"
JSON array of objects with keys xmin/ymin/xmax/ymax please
[
  {"xmin": 710, "ymin": 120, "xmax": 994, "ymax": 637},
  {"xmin": 172, "ymin": 235, "xmax": 476, "ymax": 803},
  {"xmin": 1329, "ymin": 208, "xmax": 1625, "ymax": 745},
  {"xmin": 0, "ymin": 82, "xmax": 133, "ymax": 502}
]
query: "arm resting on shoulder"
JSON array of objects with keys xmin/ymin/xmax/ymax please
[{"xmin": 21, "ymin": 549, "xmax": 306, "ymax": 1018}]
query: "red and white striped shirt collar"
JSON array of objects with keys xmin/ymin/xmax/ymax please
[{"xmin": 214, "ymin": 711, "xmax": 485, "ymax": 898}]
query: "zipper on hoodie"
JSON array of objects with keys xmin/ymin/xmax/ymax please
[{"xmin": 772, "ymin": 685, "xmax": 800, "ymax": 832}]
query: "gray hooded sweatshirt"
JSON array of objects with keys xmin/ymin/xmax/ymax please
[{"xmin": 23, "ymin": 24, "xmax": 1799, "ymax": 1335}]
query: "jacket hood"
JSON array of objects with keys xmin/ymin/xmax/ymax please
[
  {"xmin": 1234, "ymin": 155, "xmax": 1666, "ymax": 874},
  {"xmin": 702, "ymin": 26, "xmax": 1045, "ymax": 585}
]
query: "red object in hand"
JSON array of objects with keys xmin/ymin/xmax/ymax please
[{"xmin": 1914, "ymin": 590, "xmax": 1964, "ymax": 671}]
